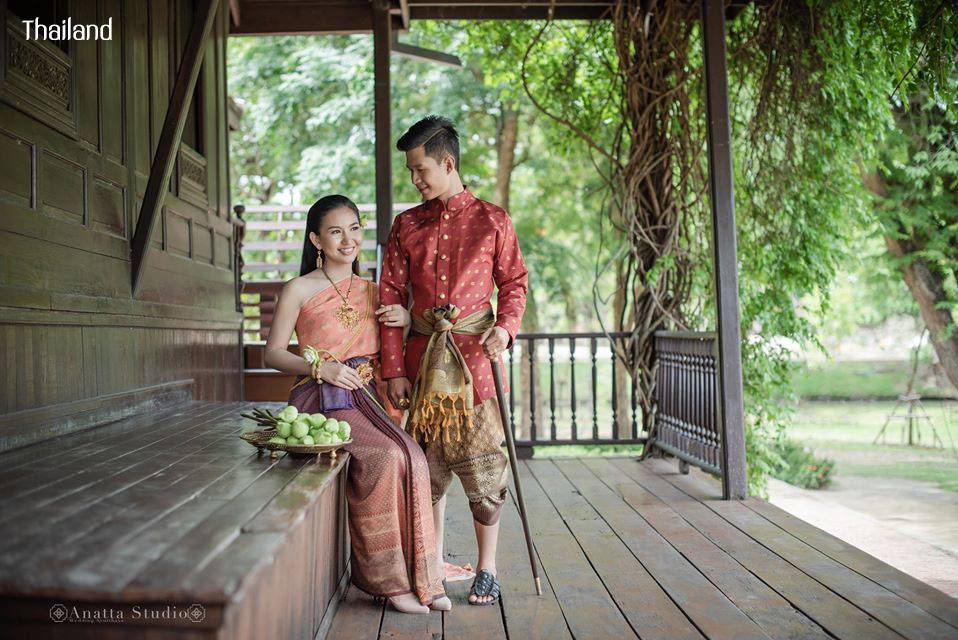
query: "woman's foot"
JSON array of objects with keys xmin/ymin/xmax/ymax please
[
  {"xmin": 429, "ymin": 595, "xmax": 452, "ymax": 611},
  {"xmin": 388, "ymin": 593, "xmax": 429, "ymax": 614}
]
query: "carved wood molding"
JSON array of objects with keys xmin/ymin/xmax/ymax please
[
  {"xmin": 177, "ymin": 143, "xmax": 209, "ymax": 209},
  {"xmin": 1, "ymin": 16, "xmax": 77, "ymax": 138}
]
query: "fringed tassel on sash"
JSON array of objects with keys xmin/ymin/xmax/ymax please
[
  {"xmin": 409, "ymin": 392, "xmax": 476, "ymax": 443},
  {"xmin": 407, "ymin": 305, "xmax": 494, "ymax": 443}
]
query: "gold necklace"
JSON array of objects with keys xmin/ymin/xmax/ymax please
[{"xmin": 323, "ymin": 268, "xmax": 359, "ymax": 329}]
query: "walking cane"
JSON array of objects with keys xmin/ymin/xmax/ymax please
[{"xmin": 491, "ymin": 359, "xmax": 542, "ymax": 596}]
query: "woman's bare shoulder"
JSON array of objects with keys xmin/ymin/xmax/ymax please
[{"xmin": 282, "ymin": 274, "xmax": 329, "ymax": 306}]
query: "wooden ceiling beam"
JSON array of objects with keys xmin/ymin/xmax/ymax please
[
  {"xmin": 408, "ymin": 4, "xmax": 611, "ymax": 19},
  {"xmin": 231, "ymin": 1, "xmax": 404, "ymax": 35}
]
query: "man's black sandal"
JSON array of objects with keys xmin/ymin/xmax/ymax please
[{"xmin": 469, "ymin": 570, "xmax": 500, "ymax": 606}]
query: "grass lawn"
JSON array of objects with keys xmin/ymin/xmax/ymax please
[
  {"xmin": 791, "ymin": 400, "xmax": 958, "ymax": 492},
  {"xmin": 792, "ymin": 360, "xmax": 953, "ymax": 399}
]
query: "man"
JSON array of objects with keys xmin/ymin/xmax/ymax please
[{"xmin": 379, "ymin": 115, "xmax": 528, "ymax": 606}]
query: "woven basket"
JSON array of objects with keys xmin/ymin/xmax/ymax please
[{"xmin": 240, "ymin": 428, "xmax": 351, "ymax": 459}]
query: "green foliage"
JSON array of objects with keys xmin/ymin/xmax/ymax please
[
  {"xmin": 769, "ymin": 438, "xmax": 836, "ymax": 490},
  {"xmin": 228, "ymin": 1, "xmax": 958, "ymax": 496}
]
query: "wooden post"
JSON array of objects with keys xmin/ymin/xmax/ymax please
[
  {"xmin": 130, "ymin": 0, "xmax": 219, "ymax": 295},
  {"xmin": 701, "ymin": 0, "xmax": 747, "ymax": 499},
  {"xmin": 373, "ymin": 0, "xmax": 392, "ymax": 278}
]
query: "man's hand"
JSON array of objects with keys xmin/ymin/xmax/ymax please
[
  {"xmin": 387, "ymin": 377, "xmax": 412, "ymax": 410},
  {"xmin": 480, "ymin": 326, "xmax": 510, "ymax": 359}
]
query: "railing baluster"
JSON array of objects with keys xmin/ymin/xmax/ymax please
[
  {"xmin": 508, "ymin": 345, "xmax": 516, "ymax": 437},
  {"xmin": 591, "ymin": 337, "xmax": 598, "ymax": 440},
  {"xmin": 611, "ymin": 336, "xmax": 619, "ymax": 441},
  {"xmin": 570, "ymin": 338, "xmax": 577, "ymax": 442},
  {"xmin": 528, "ymin": 338, "xmax": 537, "ymax": 442},
  {"xmin": 630, "ymin": 338, "xmax": 638, "ymax": 438},
  {"xmin": 548, "ymin": 337, "xmax": 557, "ymax": 441}
]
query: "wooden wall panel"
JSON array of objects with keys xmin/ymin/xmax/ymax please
[
  {"xmin": 38, "ymin": 149, "xmax": 86, "ymax": 224},
  {"xmin": 101, "ymin": 0, "xmax": 125, "ymax": 164},
  {"xmin": 90, "ymin": 174, "xmax": 126, "ymax": 238},
  {"xmin": 0, "ymin": 127, "xmax": 33, "ymax": 208},
  {"xmin": 0, "ymin": 1, "xmax": 242, "ymax": 448}
]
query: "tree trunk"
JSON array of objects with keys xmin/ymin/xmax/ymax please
[
  {"xmin": 884, "ymin": 235, "xmax": 958, "ymax": 391},
  {"xmin": 613, "ymin": 258, "xmax": 632, "ymax": 438},
  {"xmin": 862, "ymin": 170, "xmax": 958, "ymax": 392},
  {"xmin": 518, "ymin": 292, "xmax": 540, "ymax": 440},
  {"xmin": 491, "ymin": 106, "xmax": 518, "ymax": 211},
  {"xmin": 490, "ymin": 102, "xmax": 532, "ymax": 436}
]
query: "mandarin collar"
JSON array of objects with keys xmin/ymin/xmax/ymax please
[{"xmin": 424, "ymin": 187, "xmax": 475, "ymax": 216}]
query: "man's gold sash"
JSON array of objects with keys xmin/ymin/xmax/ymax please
[{"xmin": 408, "ymin": 305, "xmax": 494, "ymax": 443}]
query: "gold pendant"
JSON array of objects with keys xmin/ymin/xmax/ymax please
[{"xmin": 335, "ymin": 302, "xmax": 359, "ymax": 329}]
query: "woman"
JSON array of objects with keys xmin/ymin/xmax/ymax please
[{"xmin": 263, "ymin": 195, "xmax": 450, "ymax": 614}]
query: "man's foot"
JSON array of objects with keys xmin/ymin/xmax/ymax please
[
  {"xmin": 429, "ymin": 595, "xmax": 452, "ymax": 611},
  {"xmin": 388, "ymin": 593, "xmax": 429, "ymax": 614},
  {"xmin": 468, "ymin": 569, "xmax": 500, "ymax": 605}
]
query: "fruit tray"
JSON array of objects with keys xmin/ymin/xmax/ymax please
[{"xmin": 241, "ymin": 428, "xmax": 352, "ymax": 459}]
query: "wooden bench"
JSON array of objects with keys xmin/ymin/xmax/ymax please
[{"xmin": 0, "ymin": 401, "xmax": 350, "ymax": 639}]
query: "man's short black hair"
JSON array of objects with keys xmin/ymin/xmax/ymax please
[{"xmin": 396, "ymin": 115, "xmax": 460, "ymax": 171}]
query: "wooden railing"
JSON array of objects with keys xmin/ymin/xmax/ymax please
[
  {"xmin": 649, "ymin": 331, "xmax": 720, "ymax": 475},
  {"xmin": 235, "ymin": 202, "xmax": 415, "ymax": 281},
  {"xmin": 504, "ymin": 332, "xmax": 645, "ymax": 454}
]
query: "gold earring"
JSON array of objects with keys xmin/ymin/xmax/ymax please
[{"xmin": 316, "ymin": 251, "xmax": 324, "ymax": 269}]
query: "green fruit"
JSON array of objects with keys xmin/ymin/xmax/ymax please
[
  {"xmin": 279, "ymin": 405, "xmax": 298, "ymax": 421},
  {"xmin": 268, "ymin": 436, "xmax": 286, "ymax": 445},
  {"xmin": 286, "ymin": 436, "xmax": 300, "ymax": 445},
  {"xmin": 301, "ymin": 435, "xmax": 315, "ymax": 446},
  {"xmin": 307, "ymin": 414, "xmax": 327, "ymax": 428},
  {"xmin": 338, "ymin": 422, "xmax": 351, "ymax": 440},
  {"xmin": 291, "ymin": 421, "xmax": 309, "ymax": 439},
  {"xmin": 323, "ymin": 419, "xmax": 338, "ymax": 432},
  {"xmin": 276, "ymin": 421, "xmax": 292, "ymax": 438}
]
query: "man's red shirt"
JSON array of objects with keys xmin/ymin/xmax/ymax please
[{"xmin": 379, "ymin": 188, "xmax": 528, "ymax": 403}]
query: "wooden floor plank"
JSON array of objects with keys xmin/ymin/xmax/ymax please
[
  {"xmin": 707, "ymin": 497, "xmax": 957, "ymax": 640},
  {"xmin": 519, "ymin": 460, "xmax": 639, "ymax": 639},
  {"xmin": 0, "ymin": 406, "xmax": 247, "ymax": 548},
  {"xmin": 496, "ymin": 469, "xmax": 572, "ymax": 640},
  {"xmin": 123, "ymin": 454, "xmax": 312, "ymax": 596},
  {"xmin": 539, "ymin": 458, "xmax": 767, "ymax": 640},
  {"xmin": 0, "ymin": 454, "xmax": 246, "ymax": 587},
  {"xmin": 243, "ymin": 453, "xmax": 348, "ymax": 533},
  {"xmin": 0, "ymin": 402, "xmax": 233, "ymax": 524},
  {"xmin": 581, "ymin": 458, "xmax": 831, "ymax": 640},
  {"xmin": 57, "ymin": 442, "xmax": 286, "ymax": 594},
  {"xmin": 179, "ymin": 530, "xmax": 287, "ymax": 602},
  {"xmin": 0, "ymin": 401, "xmax": 210, "ymax": 482},
  {"xmin": 441, "ymin": 480, "xmax": 508, "ymax": 639},
  {"xmin": 643, "ymin": 460, "xmax": 957, "ymax": 640},
  {"xmin": 743, "ymin": 496, "xmax": 958, "ymax": 630},
  {"xmin": 327, "ymin": 584, "xmax": 385, "ymax": 640},
  {"xmin": 0, "ymin": 402, "xmax": 225, "ymax": 493},
  {"xmin": 379, "ymin": 604, "xmax": 442, "ymax": 639},
  {"xmin": 628, "ymin": 458, "xmax": 906, "ymax": 640}
]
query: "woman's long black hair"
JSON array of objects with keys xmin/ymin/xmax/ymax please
[{"xmin": 299, "ymin": 195, "xmax": 362, "ymax": 277}]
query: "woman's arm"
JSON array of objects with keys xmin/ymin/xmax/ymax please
[{"xmin": 264, "ymin": 280, "xmax": 312, "ymax": 376}]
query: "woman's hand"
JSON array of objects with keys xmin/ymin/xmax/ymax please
[
  {"xmin": 375, "ymin": 304, "xmax": 411, "ymax": 327},
  {"xmin": 315, "ymin": 361, "xmax": 364, "ymax": 390}
]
